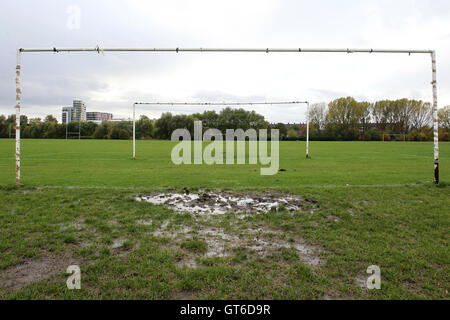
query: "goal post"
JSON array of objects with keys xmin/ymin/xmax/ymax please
[
  {"xmin": 382, "ymin": 133, "xmax": 406, "ymax": 142},
  {"xmin": 132, "ymin": 101, "xmax": 310, "ymax": 160},
  {"xmin": 14, "ymin": 47, "xmax": 440, "ymax": 185}
]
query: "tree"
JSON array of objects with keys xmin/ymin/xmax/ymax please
[
  {"xmin": 409, "ymin": 100, "xmax": 431, "ymax": 130},
  {"xmin": 44, "ymin": 115, "xmax": 58, "ymax": 124},
  {"xmin": 372, "ymin": 100, "xmax": 390, "ymax": 131},
  {"xmin": 325, "ymin": 97, "xmax": 363, "ymax": 140},
  {"xmin": 193, "ymin": 110, "xmax": 219, "ymax": 129},
  {"xmin": 44, "ymin": 123, "xmax": 59, "ymax": 138},
  {"xmin": 108, "ymin": 127, "xmax": 120, "ymax": 139},
  {"xmin": 135, "ymin": 115, "xmax": 153, "ymax": 139},
  {"xmin": 93, "ymin": 123, "xmax": 109, "ymax": 139},
  {"xmin": 169, "ymin": 114, "xmax": 195, "ymax": 137},
  {"xmin": 438, "ymin": 106, "xmax": 449, "ymax": 129},
  {"xmin": 273, "ymin": 123, "xmax": 287, "ymax": 140},
  {"xmin": 308, "ymin": 102, "xmax": 327, "ymax": 131},
  {"xmin": 80, "ymin": 121, "xmax": 98, "ymax": 137},
  {"xmin": 155, "ymin": 112, "xmax": 173, "ymax": 139},
  {"xmin": 29, "ymin": 118, "xmax": 41, "ymax": 124},
  {"xmin": 287, "ymin": 126, "xmax": 300, "ymax": 139},
  {"xmin": 118, "ymin": 129, "xmax": 130, "ymax": 140},
  {"xmin": 358, "ymin": 101, "xmax": 371, "ymax": 135}
]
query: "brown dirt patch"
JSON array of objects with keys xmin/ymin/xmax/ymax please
[{"xmin": 0, "ymin": 253, "xmax": 79, "ymax": 291}]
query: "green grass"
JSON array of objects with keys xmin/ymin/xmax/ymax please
[
  {"xmin": 0, "ymin": 139, "xmax": 448, "ymax": 300},
  {"xmin": 0, "ymin": 139, "xmax": 448, "ymax": 187}
]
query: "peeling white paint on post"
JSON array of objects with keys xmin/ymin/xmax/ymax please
[
  {"xmin": 306, "ymin": 102, "xmax": 310, "ymax": 159},
  {"xmin": 15, "ymin": 49, "xmax": 22, "ymax": 186},
  {"xmin": 431, "ymin": 51, "xmax": 439, "ymax": 184}
]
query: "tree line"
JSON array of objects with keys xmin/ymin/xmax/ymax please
[
  {"xmin": 304, "ymin": 97, "xmax": 449, "ymax": 141},
  {"xmin": 0, "ymin": 99, "xmax": 448, "ymax": 141}
]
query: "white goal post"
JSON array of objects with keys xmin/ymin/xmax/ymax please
[
  {"xmin": 132, "ymin": 101, "xmax": 310, "ymax": 160},
  {"xmin": 14, "ymin": 47, "xmax": 440, "ymax": 185}
]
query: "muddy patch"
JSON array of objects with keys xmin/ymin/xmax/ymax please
[
  {"xmin": 151, "ymin": 220, "xmax": 322, "ymax": 268},
  {"xmin": 0, "ymin": 254, "xmax": 79, "ymax": 291},
  {"xmin": 244, "ymin": 229, "xmax": 322, "ymax": 266},
  {"xmin": 59, "ymin": 219, "xmax": 86, "ymax": 231},
  {"xmin": 110, "ymin": 237, "xmax": 126, "ymax": 249},
  {"xmin": 356, "ymin": 275, "xmax": 368, "ymax": 289},
  {"xmin": 137, "ymin": 191, "xmax": 314, "ymax": 215},
  {"xmin": 176, "ymin": 256, "xmax": 198, "ymax": 269}
]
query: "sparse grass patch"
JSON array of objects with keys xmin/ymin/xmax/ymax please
[{"xmin": 180, "ymin": 238, "xmax": 208, "ymax": 253}]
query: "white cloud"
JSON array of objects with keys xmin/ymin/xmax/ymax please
[{"xmin": 0, "ymin": 0, "xmax": 449, "ymax": 123}]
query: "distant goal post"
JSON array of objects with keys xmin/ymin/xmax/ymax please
[
  {"xmin": 382, "ymin": 133, "xmax": 406, "ymax": 142},
  {"xmin": 132, "ymin": 101, "xmax": 310, "ymax": 160}
]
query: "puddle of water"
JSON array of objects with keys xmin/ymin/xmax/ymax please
[
  {"xmin": 151, "ymin": 219, "xmax": 324, "ymax": 267},
  {"xmin": 202, "ymin": 227, "xmax": 239, "ymax": 257},
  {"xmin": 137, "ymin": 192, "xmax": 306, "ymax": 216},
  {"xmin": 153, "ymin": 223, "xmax": 192, "ymax": 239},
  {"xmin": 142, "ymin": 192, "xmax": 324, "ymax": 269},
  {"xmin": 0, "ymin": 254, "xmax": 79, "ymax": 291},
  {"xmin": 111, "ymin": 238, "xmax": 125, "ymax": 249}
]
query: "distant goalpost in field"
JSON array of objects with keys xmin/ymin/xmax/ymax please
[
  {"xmin": 132, "ymin": 101, "xmax": 310, "ymax": 160},
  {"xmin": 382, "ymin": 133, "xmax": 406, "ymax": 142},
  {"xmin": 14, "ymin": 47, "xmax": 440, "ymax": 185}
]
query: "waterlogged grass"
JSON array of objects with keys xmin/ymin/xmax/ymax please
[
  {"xmin": 0, "ymin": 139, "xmax": 449, "ymax": 187},
  {"xmin": 0, "ymin": 139, "xmax": 448, "ymax": 299}
]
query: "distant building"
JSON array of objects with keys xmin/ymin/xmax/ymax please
[
  {"xmin": 62, "ymin": 106, "xmax": 73, "ymax": 124},
  {"xmin": 72, "ymin": 100, "xmax": 86, "ymax": 122},
  {"xmin": 86, "ymin": 112, "xmax": 113, "ymax": 123},
  {"xmin": 62, "ymin": 101, "xmax": 114, "ymax": 124},
  {"xmin": 285, "ymin": 123, "xmax": 305, "ymax": 129}
]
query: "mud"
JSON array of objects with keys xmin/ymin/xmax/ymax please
[
  {"xmin": 137, "ymin": 191, "xmax": 314, "ymax": 215},
  {"xmin": 59, "ymin": 219, "xmax": 86, "ymax": 231},
  {"xmin": 110, "ymin": 238, "xmax": 126, "ymax": 249},
  {"xmin": 139, "ymin": 191, "xmax": 322, "ymax": 269},
  {"xmin": 0, "ymin": 254, "xmax": 79, "ymax": 291},
  {"xmin": 356, "ymin": 275, "xmax": 367, "ymax": 289},
  {"xmin": 151, "ymin": 221, "xmax": 322, "ymax": 268}
]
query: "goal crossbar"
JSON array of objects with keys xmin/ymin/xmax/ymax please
[
  {"xmin": 14, "ymin": 47, "xmax": 440, "ymax": 185},
  {"xmin": 132, "ymin": 101, "xmax": 310, "ymax": 160}
]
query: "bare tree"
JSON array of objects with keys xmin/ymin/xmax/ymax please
[
  {"xmin": 409, "ymin": 100, "xmax": 431, "ymax": 130},
  {"xmin": 308, "ymin": 102, "xmax": 327, "ymax": 131},
  {"xmin": 438, "ymin": 106, "xmax": 450, "ymax": 129}
]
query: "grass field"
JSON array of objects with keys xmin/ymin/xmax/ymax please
[
  {"xmin": 0, "ymin": 139, "xmax": 449, "ymax": 299},
  {"xmin": 0, "ymin": 139, "xmax": 449, "ymax": 187}
]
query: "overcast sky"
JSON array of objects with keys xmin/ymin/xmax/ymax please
[{"xmin": 1, "ymin": 0, "xmax": 449, "ymax": 123}]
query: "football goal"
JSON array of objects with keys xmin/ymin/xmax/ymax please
[
  {"xmin": 382, "ymin": 133, "xmax": 406, "ymax": 142},
  {"xmin": 132, "ymin": 101, "xmax": 310, "ymax": 160},
  {"xmin": 13, "ymin": 47, "xmax": 440, "ymax": 185}
]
